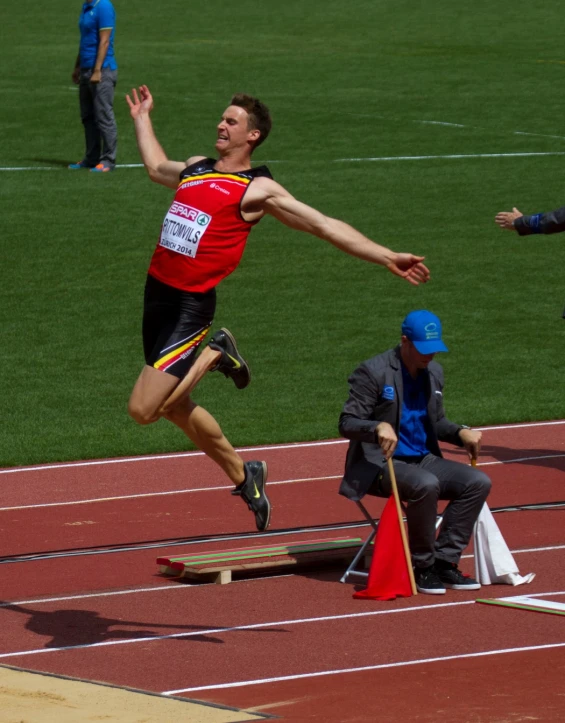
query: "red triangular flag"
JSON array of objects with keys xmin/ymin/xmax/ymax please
[{"xmin": 353, "ymin": 496, "xmax": 413, "ymax": 601}]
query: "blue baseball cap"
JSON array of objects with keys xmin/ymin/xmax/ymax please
[{"xmin": 401, "ymin": 310, "xmax": 448, "ymax": 354}]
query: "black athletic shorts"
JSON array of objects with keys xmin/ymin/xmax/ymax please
[{"xmin": 143, "ymin": 274, "xmax": 216, "ymax": 379}]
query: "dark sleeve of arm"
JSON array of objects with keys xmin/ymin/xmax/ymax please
[
  {"xmin": 338, "ymin": 364, "xmax": 379, "ymax": 442},
  {"xmin": 514, "ymin": 206, "xmax": 565, "ymax": 235}
]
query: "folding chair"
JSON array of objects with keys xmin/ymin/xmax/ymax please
[{"xmin": 340, "ymin": 499, "xmax": 443, "ymax": 584}]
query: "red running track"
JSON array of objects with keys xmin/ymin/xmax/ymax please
[{"xmin": 0, "ymin": 420, "xmax": 564, "ymax": 721}]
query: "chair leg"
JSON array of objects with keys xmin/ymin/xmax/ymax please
[
  {"xmin": 340, "ymin": 528, "xmax": 376, "ymax": 583},
  {"xmin": 340, "ymin": 500, "xmax": 379, "ymax": 583},
  {"xmin": 355, "ymin": 500, "xmax": 380, "ymax": 532},
  {"xmin": 341, "ymin": 500, "xmax": 442, "ymax": 585}
]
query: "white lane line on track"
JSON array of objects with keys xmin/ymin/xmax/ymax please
[
  {"xmin": 3, "ymin": 151, "xmax": 565, "ymax": 172},
  {"xmin": 479, "ymin": 453, "xmax": 565, "ymax": 466},
  {"xmin": 0, "ymin": 475, "xmax": 341, "ymax": 511},
  {"xmin": 1, "ymin": 419, "xmax": 564, "ymax": 477},
  {"xmin": 1, "ymin": 591, "xmax": 564, "ymax": 661},
  {"xmin": 0, "ymin": 439, "xmax": 347, "ymax": 475},
  {"xmin": 477, "ymin": 420, "xmax": 565, "ymax": 431},
  {"xmin": 2, "ymin": 450, "xmax": 564, "ymax": 512},
  {"xmin": 0, "ymin": 575, "xmax": 296, "ymax": 609},
  {"xmin": 495, "ymin": 544, "xmax": 565, "ymax": 555},
  {"xmin": 2, "ymin": 577, "xmax": 563, "ymax": 610},
  {"xmin": 162, "ymin": 641, "xmax": 565, "ymax": 695},
  {"xmin": 0, "ymin": 584, "xmax": 191, "ymax": 607},
  {"xmin": 0, "ymin": 600, "xmax": 477, "ymax": 660}
]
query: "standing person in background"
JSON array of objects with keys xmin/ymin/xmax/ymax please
[{"xmin": 69, "ymin": 0, "xmax": 118, "ymax": 172}]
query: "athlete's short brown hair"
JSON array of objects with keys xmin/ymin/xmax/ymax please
[{"xmin": 230, "ymin": 93, "xmax": 272, "ymax": 149}]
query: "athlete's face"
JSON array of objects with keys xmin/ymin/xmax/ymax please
[{"xmin": 215, "ymin": 105, "xmax": 259, "ymax": 153}]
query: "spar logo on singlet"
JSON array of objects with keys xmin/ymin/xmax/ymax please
[{"xmin": 159, "ymin": 201, "xmax": 212, "ymax": 258}]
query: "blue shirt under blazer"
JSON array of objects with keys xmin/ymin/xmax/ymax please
[{"xmin": 338, "ymin": 345, "xmax": 465, "ymax": 501}]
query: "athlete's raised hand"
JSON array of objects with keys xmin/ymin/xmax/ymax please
[
  {"xmin": 126, "ymin": 85, "xmax": 154, "ymax": 119},
  {"xmin": 386, "ymin": 254, "xmax": 430, "ymax": 285}
]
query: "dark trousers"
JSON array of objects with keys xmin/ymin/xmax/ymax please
[
  {"xmin": 79, "ymin": 68, "xmax": 118, "ymax": 167},
  {"xmin": 373, "ymin": 454, "xmax": 491, "ymax": 568}
]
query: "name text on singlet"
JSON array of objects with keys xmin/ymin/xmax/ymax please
[{"xmin": 159, "ymin": 201, "xmax": 212, "ymax": 258}]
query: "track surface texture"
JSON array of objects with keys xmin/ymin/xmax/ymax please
[{"xmin": 1, "ymin": 421, "xmax": 564, "ymax": 722}]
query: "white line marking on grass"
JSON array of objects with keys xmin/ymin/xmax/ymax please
[
  {"xmin": 162, "ymin": 642, "xmax": 565, "ymax": 694},
  {"xmin": 336, "ymin": 152, "xmax": 565, "ymax": 162},
  {"xmin": 0, "ymin": 166, "xmax": 62, "ymax": 171},
  {"xmin": 362, "ymin": 115, "xmax": 565, "ymax": 142},
  {"xmin": 514, "ymin": 131, "xmax": 565, "ymax": 140},
  {"xmin": 0, "ymin": 475, "xmax": 341, "ymax": 511},
  {"xmin": 0, "ymin": 164, "xmax": 145, "ymax": 171},
  {"xmin": 416, "ymin": 120, "xmax": 467, "ymax": 127},
  {"xmin": 1, "ymin": 420, "xmax": 563, "ymax": 476},
  {"xmin": 3, "ymin": 151, "xmax": 565, "ymax": 172}
]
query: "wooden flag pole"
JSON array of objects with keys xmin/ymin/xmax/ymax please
[
  {"xmin": 471, "ymin": 455, "xmax": 478, "ymax": 581},
  {"xmin": 386, "ymin": 457, "xmax": 418, "ymax": 595}
]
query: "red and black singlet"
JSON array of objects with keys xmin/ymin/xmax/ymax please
[{"xmin": 148, "ymin": 158, "xmax": 272, "ymax": 293}]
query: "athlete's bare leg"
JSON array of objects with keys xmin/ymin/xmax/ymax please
[
  {"xmin": 128, "ymin": 366, "xmax": 179, "ymax": 424},
  {"xmin": 164, "ymin": 396, "xmax": 245, "ymax": 484},
  {"xmin": 159, "ymin": 346, "xmax": 221, "ymax": 415},
  {"xmin": 128, "ymin": 363, "xmax": 245, "ymax": 485}
]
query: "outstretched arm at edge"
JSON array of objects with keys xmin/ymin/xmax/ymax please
[
  {"xmin": 247, "ymin": 178, "xmax": 429, "ymax": 285},
  {"xmin": 126, "ymin": 85, "xmax": 185, "ymax": 189},
  {"xmin": 495, "ymin": 205, "xmax": 565, "ymax": 235}
]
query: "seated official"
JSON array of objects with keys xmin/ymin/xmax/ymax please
[{"xmin": 338, "ymin": 310, "xmax": 491, "ymax": 595}]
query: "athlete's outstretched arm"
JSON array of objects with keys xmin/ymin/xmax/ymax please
[
  {"xmin": 126, "ymin": 85, "xmax": 185, "ymax": 189},
  {"xmin": 248, "ymin": 178, "xmax": 429, "ymax": 285}
]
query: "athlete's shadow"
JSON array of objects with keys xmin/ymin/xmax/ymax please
[{"xmin": 1, "ymin": 601, "xmax": 227, "ymax": 648}]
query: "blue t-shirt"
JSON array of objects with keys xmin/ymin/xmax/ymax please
[
  {"xmin": 394, "ymin": 365, "xmax": 430, "ymax": 458},
  {"xmin": 79, "ymin": 0, "xmax": 117, "ymax": 70}
]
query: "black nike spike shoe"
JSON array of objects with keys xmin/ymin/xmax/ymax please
[
  {"xmin": 232, "ymin": 461, "xmax": 271, "ymax": 531},
  {"xmin": 208, "ymin": 328, "xmax": 251, "ymax": 389}
]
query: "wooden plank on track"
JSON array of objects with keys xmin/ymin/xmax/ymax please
[{"xmin": 157, "ymin": 536, "xmax": 363, "ymax": 584}]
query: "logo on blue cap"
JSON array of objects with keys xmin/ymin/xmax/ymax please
[{"xmin": 401, "ymin": 310, "xmax": 448, "ymax": 354}]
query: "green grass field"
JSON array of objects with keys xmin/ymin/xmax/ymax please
[{"xmin": 1, "ymin": 0, "xmax": 564, "ymax": 466}]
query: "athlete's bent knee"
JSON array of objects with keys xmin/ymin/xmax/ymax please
[{"xmin": 128, "ymin": 400, "xmax": 159, "ymax": 425}]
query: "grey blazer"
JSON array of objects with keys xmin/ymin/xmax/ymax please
[{"xmin": 338, "ymin": 345, "xmax": 464, "ymax": 500}]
